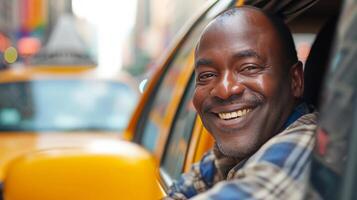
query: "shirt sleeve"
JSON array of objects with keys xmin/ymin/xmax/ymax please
[{"xmin": 167, "ymin": 150, "xmax": 220, "ymax": 199}]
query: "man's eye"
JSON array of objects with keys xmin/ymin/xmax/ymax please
[
  {"xmin": 240, "ymin": 65, "xmax": 263, "ymax": 74},
  {"xmin": 198, "ymin": 73, "xmax": 216, "ymax": 81}
]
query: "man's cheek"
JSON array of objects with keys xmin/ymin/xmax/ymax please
[
  {"xmin": 254, "ymin": 76, "xmax": 279, "ymax": 98},
  {"xmin": 193, "ymin": 90, "xmax": 203, "ymax": 112}
]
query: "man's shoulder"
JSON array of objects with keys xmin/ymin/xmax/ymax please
[
  {"xmin": 291, "ymin": 111, "xmax": 318, "ymax": 126},
  {"xmin": 283, "ymin": 111, "xmax": 318, "ymax": 135},
  {"xmin": 265, "ymin": 111, "xmax": 318, "ymax": 147}
]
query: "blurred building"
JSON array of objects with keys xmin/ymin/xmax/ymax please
[
  {"xmin": 0, "ymin": 0, "xmax": 72, "ymax": 65},
  {"xmin": 0, "ymin": 1, "xmax": 17, "ymax": 36},
  {"xmin": 30, "ymin": 14, "xmax": 96, "ymax": 66},
  {"xmin": 46, "ymin": 0, "xmax": 72, "ymax": 43},
  {"xmin": 123, "ymin": 0, "xmax": 206, "ymax": 76}
]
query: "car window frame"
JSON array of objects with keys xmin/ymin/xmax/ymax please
[{"xmin": 159, "ymin": 74, "xmax": 196, "ymax": 187}]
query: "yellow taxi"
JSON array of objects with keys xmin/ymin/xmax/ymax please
[
  {"xmin": 2, "ymin": 0, "xmax": 348, "ymax": 199},
  {"xmin": 0, "ymin": 66, "xmax": 139, "ymax": 180}
]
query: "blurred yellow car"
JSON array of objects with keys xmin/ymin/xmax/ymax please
[{"xmin": 0, "ymin": 66, "xmax": 139, "ymax": 181}]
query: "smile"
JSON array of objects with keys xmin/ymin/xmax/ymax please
[{"xmin": 218, "ymin": 108, "xmax": 252, "ymax": 120}]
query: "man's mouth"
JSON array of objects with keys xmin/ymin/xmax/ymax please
[{"xmin": 217, "ymin": 108, "xmax": 252, "ymax": 120}]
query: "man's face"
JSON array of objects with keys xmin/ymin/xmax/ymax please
[{"xmin": 193, "ymin": 11, "xmax": 300, "ymax": 158}]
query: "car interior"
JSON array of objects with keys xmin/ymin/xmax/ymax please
[
  {"xmin": 308, "ymin": 0, "xmax": 357, "ymax": 199},
  {"xmin": 303, "ymin": 15, "xmax": 339, "ymax": 109}
]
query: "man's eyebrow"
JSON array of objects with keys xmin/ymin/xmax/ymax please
[
  {"xmin": 195, "ymin": 58, "xmax": 214, "ymax": 68},
  {"xmin": 233, "ymin": 49, "xmax": 265, "ymax": 62}
]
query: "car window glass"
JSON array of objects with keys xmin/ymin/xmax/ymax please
[
  {"xmin": 0, "ymin": 80, "xmax": 137, "ymax": 132},
  {"xmin": 139, "ymin": 0, "xmax": 233, "ymax": 152},
  {"xmin": 140, "ymin": 17, "xmax": 207, "ymax": 152},
  {"xmin": 161, "ymin": 76, "xmax": 196, "ymax": 180}
]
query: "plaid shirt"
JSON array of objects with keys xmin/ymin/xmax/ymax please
[{"xmin": 167, "ymin": 104, "xmax": 318, "ymax": 200}]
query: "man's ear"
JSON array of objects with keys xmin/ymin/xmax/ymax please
[{"xmin": 290, "ymin": 61, "xmax": 304, "ymax": 98}]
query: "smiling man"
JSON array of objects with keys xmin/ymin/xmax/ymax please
[{"xmin": 167, "ymin": 6, "xmax": 318, "ymax": 200}]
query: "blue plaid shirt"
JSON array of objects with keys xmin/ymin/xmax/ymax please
[{"xmin": 168, "ymin": 103, "xmax": 317, "ymax": 199}]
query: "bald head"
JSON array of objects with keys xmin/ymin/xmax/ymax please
[{"xmin": 196, "ymin": 6, "xmax": 298, "ymax": 70}]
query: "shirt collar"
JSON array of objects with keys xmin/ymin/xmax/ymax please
[{"xmin": 282, "ymin": 102, "xmax": 312, "ymax": 130}]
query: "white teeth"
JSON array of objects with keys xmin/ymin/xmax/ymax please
[
  {"xmin": 218, "ymin": 108, "xmax": 252, "ymax": 120},
  {"xmin": 237, "ymin": 110, "xmax": 242, "ymax": 116}
]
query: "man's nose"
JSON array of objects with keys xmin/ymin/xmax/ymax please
[{"xmin": 210, "ymin": 72, "xmax": 245, "ymax": 100}]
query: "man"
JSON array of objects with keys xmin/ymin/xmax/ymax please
[{"xmin": 167, "ymin": 6, "xmax": 317, "ymax": 199}]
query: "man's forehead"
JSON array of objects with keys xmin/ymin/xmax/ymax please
[
  {"xmin": 203, "ymin": 7, "xmax": 272, "ymax": 37},
  {"xmin": 195, "ymin": 7, "xmax": 279, "ymax": 55}
]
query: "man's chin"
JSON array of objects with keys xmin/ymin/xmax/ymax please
[
  {"xmin": 217, "ymin": 142, "xmax": 250, "ymax": 159},
  {"xmin": 216, "ymin": 139, "xmax": 260, "ymax": 159}
]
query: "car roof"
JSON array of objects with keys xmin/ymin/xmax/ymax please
[{"xmin": 0, "ymin": 66, "xmax": 139, "ymax": 89}]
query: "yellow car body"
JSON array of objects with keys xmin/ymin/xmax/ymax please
[
  {"xmin": 0, "ymin": 66, "xmax": 139, "ymax": 180},
  {"xmin": 4, "ymin": 140, "xmax": 161, "ymax": 200}
]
